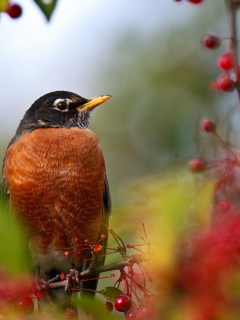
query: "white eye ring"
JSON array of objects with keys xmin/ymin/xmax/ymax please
[{"xmin": 53, "ymin": 98, "xmax": 73, "ymax": 112}]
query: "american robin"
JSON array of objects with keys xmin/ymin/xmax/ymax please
[{"xmin": 0, "ymin": 91, "xmax": 111, "ymax": 294}]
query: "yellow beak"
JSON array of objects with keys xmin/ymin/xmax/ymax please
[{"xmin": 77, "ymin": 95, "xmax": 111, "ymax": 112}]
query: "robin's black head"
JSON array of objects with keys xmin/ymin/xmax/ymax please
[{"xmin": 15, "ymin": 91, "xmax": 111, "ymax": 138}]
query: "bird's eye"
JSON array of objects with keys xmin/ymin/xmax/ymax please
[
  {"xmin": 53, "ymin": 98, "xmax": 72, "ymax": 112},
  {"xmin": 56, "ymin": 101, "xmax": 68, "ymax": 111}
]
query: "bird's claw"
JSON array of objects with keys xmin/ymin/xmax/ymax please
[{"xmin": 65, "ymin": 268, "xmax": 80, "ymax": 293}]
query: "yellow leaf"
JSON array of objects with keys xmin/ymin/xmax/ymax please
[{"xmin": 0, "ymin": 0, "xmax": 8, "ymax": 12}]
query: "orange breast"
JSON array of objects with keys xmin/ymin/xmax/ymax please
[{"xmin": 3, "ymin": 127, "xmax": 105, "ymax": 267}]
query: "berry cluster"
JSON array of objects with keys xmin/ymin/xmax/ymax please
[
  {"xmin": 189, "ymin": 117, "xmax": 240, "ymax": 225},
  {"xmin": 0, "ymin": 272, "xmax": 45, "ymax": 318},
  {"xmin": 3, "ymin": 2, "xmax": 22, "ymax": 19},
  {"xmin": 189, "ymin": 118, "xmax": 237, "ymax": 170},
  {"xmin": 100, "ymin": 223, "xmax": 159, "ymax": 319},
  {"xmin": 173, "ymin": 0, "xmax": 240, "ymax": 318},
  {"xmin": 113, "ymin": 294, "xmax": 158, "ymax": 319},
  {"xmin": 105, "ymin": 292, "xmax": 158, "ymax": 319},
  {"xmin": 188, "ymin": 118, "xmax": 216, "ymax": 172},
  {"xmin": 201, "ymin": 33, "xmax": 239, "ymax": 92}
]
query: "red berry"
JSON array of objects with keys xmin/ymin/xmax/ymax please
[
  {"xmin": 217, "ymin": 75, "xmax": 235, "ymax": 92},
  {"xmin": 199, "ymin": 119, "xmax": 216, "ymax": 133},
  {"xmin": 201, "ymin": 34, "xmax": 220, "ymax": 50},
  {"xmin": 93, "ymin": 243, "xmax": 103, "ymax": 253},
  {"xmin": 217, "ymin": 53, "xmax": 234, "ymax": 71},
  {"xmin": 115, "ymin": 294, "xmax": 132, "ymax": 312},
  {"xmin": 105, "ymin": 301, "xmax": 113, "ymax": 312},
  {"xmin": 15, "ymin": 297, "xmax": 34, "ymax": 315},
  {"xmin": 0, "ymin": 297, "xmax": 13, "ymax": 316},
  {"xmin": 125, "ymin": 309, "xmax": 139, "ymax": 319},
  {"xmin": 5, "ymin": 3, "xmax": 22, "ymax": 19},
  {"xmin": 65, "ymin": 308, "xmax": 77, "ymax": 319},
  {"xmin": 188, "ymin": 157, "xmax": 207, "ymax": 173},
  {"xmin": 60, "ymin": 272, "xmax": 66, "ymax": 280},
  {"xmin": 187, "ymin": 0, "xmax": 204, "ymax": 3}
]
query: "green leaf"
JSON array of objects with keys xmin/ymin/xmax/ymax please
[
  {"xmin": 99, "ymin": 286, "xmax": 123, "ymax": 302},
  {"xmin": 33, "ymin": 0, "xmax": 58, "ymax": 21},
  {"xmin": 0, "ymin": 0, "xmax": 8, "ymax": 12},
  {"xmin": 0, "ymin": 201, "xmax": 31, "ymax": 274}
]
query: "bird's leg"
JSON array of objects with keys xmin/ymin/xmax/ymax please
[{"xmin": 64, "ymin": 265, "xmax": 81, "ymax": 319}]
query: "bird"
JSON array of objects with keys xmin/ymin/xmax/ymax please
[{"xmin": 0, "ymin": 91, "xmax": 112, "ymax": 304}]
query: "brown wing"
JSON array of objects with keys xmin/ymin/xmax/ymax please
[{"xmin": 80, "ymin": 171, "xmax": 111, "ymax": 294}]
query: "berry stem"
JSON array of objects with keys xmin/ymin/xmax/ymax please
[{"xmin": 213, "ymin": 131, "xmax": 238, "ymax": 160}]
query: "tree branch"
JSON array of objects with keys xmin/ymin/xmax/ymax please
[{"xmin": 41, "ymin": 256, "xmax": 142, "ymax": 291}]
